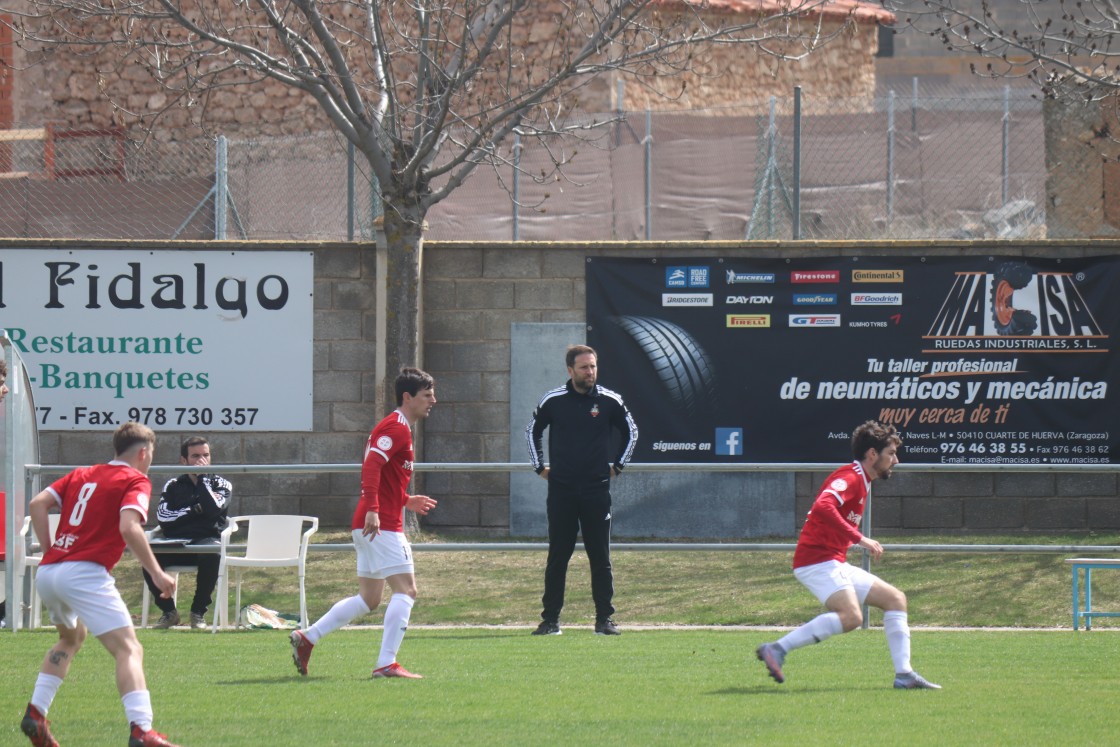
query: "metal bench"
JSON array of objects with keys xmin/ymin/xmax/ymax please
[{"xmin": 1065, "ymin": 558, "xmax": 1120, "ymax": 630}]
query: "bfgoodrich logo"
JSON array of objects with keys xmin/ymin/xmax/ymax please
[
  {"xmin": 663, "ymin": 293, "xmax": 713, "ymax": 307},
  {"xmin": 851, "ymin": 292, "xmax": 902, "ymax": 305},
  {"xmin": 789, "ymin": 314, "xmax": 841, "ymax": 327}
]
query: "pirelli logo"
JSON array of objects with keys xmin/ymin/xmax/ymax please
[
  {"xmin": 852, "ymin": 269, "xmax": 904, "ymax": 283},
  {"xmin": 727, "ymin": 314, "xmax": 770, "ymax": 328}
]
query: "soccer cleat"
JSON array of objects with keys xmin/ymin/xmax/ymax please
[
  {"xmin": 371, "ymin": 662, "xmax": 423, "ymax": 679},
  {"xmin": 756, "ymin": 642, "xmax": 786, "ymax": 684},
  {"xmin": 152, "ymin": 610, "xmax": 180, "ymax": 629},
  {"xmin": 128, "ymin": 724, "xmax": 181, "ymax": 747},
  {"xmin": 21, "ymin": 704, "xmax": 59, "ymax": 747},
  {"xmin": 594, "ymin": 618, "xmax": 621, "ymax": 635},
  {"xmin": 189, "ymin": 613, "xmax": 207, "ymax": 630},
  {"xmin": 531, "ymin": 620, "xmax": 562, "ymax": 636},
  {"xmin": 289, "ymin": 629, "xmax": 314, "ymax": 676},
  {"xmin": 893, "ymin": 671, "xmax": 941, "ymax": 690}
]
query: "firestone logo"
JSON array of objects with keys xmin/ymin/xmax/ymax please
[{"xmin": 791, "ymin": 270, "xmax": 839, "ymax": 284}]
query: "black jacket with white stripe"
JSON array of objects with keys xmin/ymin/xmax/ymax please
[{"xmin": 526, "ymin": 380, "xmax": 639, "ymax": 489}]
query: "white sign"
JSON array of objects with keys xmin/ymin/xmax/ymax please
[{"xmin": 0, "ymin": 248, "xmax": 313, "ymax": 431}]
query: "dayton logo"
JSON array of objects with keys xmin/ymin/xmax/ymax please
[{"xmin": 925, "ymin": 263, "xmax": 1104, "ymax": 350}]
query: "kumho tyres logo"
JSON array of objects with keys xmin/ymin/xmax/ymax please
[{"xmin": 925, "ymin": 263, "xmax": 1107, "ymax": 352}]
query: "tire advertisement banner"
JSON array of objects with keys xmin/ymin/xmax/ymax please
[{"xmin": 586, "ymin": 255, "xmax": 1115, "ymax": 465}]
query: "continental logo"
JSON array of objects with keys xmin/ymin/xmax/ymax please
[
  {"xmin": 852, "ymin": 269, "xmax": 904, "ymax": 283},
  {"xmin": 727, "ymin": 314, "xmax": 770, "ymax": 328}
]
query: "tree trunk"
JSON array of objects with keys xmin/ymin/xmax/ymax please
[{"xmin": 380, "ymin": 205, "xmax": 424, "ymax": 411}]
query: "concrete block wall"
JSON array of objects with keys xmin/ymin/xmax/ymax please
[
  {"xmin": 24, "ymin": 238, "xmax": 1120, "ymax": 537},
  {"xmin": 423, "ymin": 240, "xmax": 1120, "ymax": 537}
]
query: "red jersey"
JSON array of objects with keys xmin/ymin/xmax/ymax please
[
  {"xmin": 40, "ymin": 461, "xmax": 151, "ymax": 571},
  {"xmin": 352, "ymin": 410, "xmax": 414, "ymax": 533},
  {"xmin": 792, "ymin": 461, "xmax": 869, "ymax": 569}
]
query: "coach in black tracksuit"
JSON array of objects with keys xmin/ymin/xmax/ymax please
[{"xmin": 526, "ymin": 344, "xmax": 638, "ymax": 636}]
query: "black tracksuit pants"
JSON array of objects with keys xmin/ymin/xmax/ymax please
[
  {"xmin": 142, "ymin": 547, "xmax": 221, "ymax": 616},
  {"xmin": 541, "ymin": 480, "xmax": 614, "ymax": 623}
]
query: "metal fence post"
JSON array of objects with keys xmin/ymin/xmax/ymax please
[
  {"xmin": 1002, "ymin": 85, "xmax": 1011, "ymax": 206},
  {"xmin": 512, "ymin": 133, "xmax": 521, "ymax": 241},
  {"xmin": 644, "ymin": 109, "xmax": 652, "ymax": 240},
  {"xmin": 347, "ymin": 141, "xmax": 355, "ymax": 241},
  {"xmin": 886, "ymin": 90, "xmax": 895, "ymax": 226},
  {"xmin": 792, "ymin": 86, "xmax": 802, "ymax": 240},
  {"xmin": 214, "ymin": 135, "xmax": 228, "ymax": 240},
  {"xmin": 911, "ymin": 76, "xmax": 919, "ymax": 133}
]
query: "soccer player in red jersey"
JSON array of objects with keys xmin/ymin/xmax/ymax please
[
  {"xmin": 21, "ymin": 422, "xmax": 184, "ymax": 747},
  {"xmin": 290, "ymin": 368, "xmax": 438, "ymax": 680},
  {"xmin": 756, "ymin": 420, "xmax": 940, "ymax": 690}
]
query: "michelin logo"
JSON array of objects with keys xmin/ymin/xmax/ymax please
[{"xmin": 726, "ymin": 270, "xmax": 776, "ymax": 284}]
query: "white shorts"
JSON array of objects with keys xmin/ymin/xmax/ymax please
[
  {"xmin": 793, "ymin": 560, "xmax": 880, "ymax": 606},
  {"xmin": 353, "ymin": 529, "xmax": 414, "ymax": 579},
  {"xmin": 36, "ymin": 562, "xmax": 133, "ymax": 636}
]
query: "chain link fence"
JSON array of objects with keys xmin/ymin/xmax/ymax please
[{"xmin": 0, "ymin": 81, "xmax": 1062, "ymax": 242}]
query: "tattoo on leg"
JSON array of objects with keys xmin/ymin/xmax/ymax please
[{"xmin": 49, "ymin": 650, "xmax": 70, "ymax": 666}]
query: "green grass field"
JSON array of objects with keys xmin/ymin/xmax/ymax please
[
  {"xmin": 7, "ymin": 532, "xmax": 1120, "ymax": 745},
  {"xmin": 3, "ymin": 627, "xmax": 1120, "ymax": 746}
]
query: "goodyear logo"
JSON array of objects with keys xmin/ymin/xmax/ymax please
[{"xmin": 793, "ymin": 293, "xmax": 838, "ymax": 305}]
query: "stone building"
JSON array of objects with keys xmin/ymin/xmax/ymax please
[{"xmin": 1, "ymin": 0, "xmax": 892, "ymax": 135}]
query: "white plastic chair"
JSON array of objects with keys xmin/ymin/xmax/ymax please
[
  {"xmin": 139, "ymin": 526, "xmax": 201, "ymax": 628},
  {"xmin": 18, "ymin": 514, "xmax": 60, "ymax": 628},
  {"xmin": 212, "ymin": 515, "xmax": 318, "ymax": 632}
]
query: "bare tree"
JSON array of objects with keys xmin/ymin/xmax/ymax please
[
  {"xmin": 882, "ymin": 0, "xmax": 1120, "ymax": 102},
  {"xmin": 2, "ymin": 0, "xmax": 855, "ymax": 396}
]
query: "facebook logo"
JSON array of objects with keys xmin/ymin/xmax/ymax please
[{"xmin": 715, "ymin": 427, "xmax": 743, "ymax": 456}]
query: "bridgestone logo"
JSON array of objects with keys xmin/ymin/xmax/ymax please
[{"xmin": 662, "ymin": 293, "xmax": 713, "ymax": 306}]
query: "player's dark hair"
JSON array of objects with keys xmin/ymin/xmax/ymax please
[
  {"xmin": 565, "ymin": 344, "xmax": 596, "ymax": 369},
  {"xmin": 395, "ymin": 367, "xmax": 435, "ymax": 405},
  {"xmin": 181, "ymin": 436, "xmax": 209, "ymax": 459},
  {"xmin": 0, "ymin": 359, "xmax": 7, "ymax": 379},
  {"xmin": 851, "ymin": 420, "xmax": 901, "ymax": 461},
  {"xmin": 114, "ymin": 421, "xmax": 156, "ymax": 457}
]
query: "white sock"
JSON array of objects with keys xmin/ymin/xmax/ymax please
[
  {"xmin": 31, "ymin": 673, "xmax": 63, "ymax": 715},
  {"xmin": 884, "ymin": 610, "xmax": 912, "ymax": 674},
  {"xmin": 777, "ymin": 611, "xmax": 844, "ymax": 653},
  {"xmin": 307, "ymin": 595, "xmax": 371, "ymax": 645},
  {"xmin": 121, "ymin": 690, "xmax": 153, "ymax": 731},
  {"xmin": 376, "ymin": 594, "xmax": 415, "ymax": 668}
]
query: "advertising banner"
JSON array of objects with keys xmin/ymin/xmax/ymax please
[
  {"xmin": 586, "ymin": 255, "xmax": 1115, "ymax": 464},
  {"xmin": 0, "ymin": 248, "xmax": 313, "ymax": 431}
]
